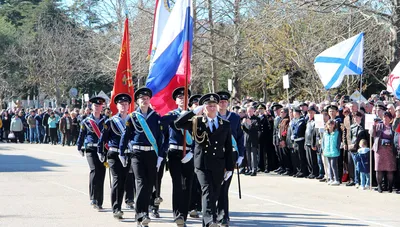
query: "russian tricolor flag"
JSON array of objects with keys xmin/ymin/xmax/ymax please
[{"xmin": 146, "ymin": 0, "xmax": 193, "ymax": 116}]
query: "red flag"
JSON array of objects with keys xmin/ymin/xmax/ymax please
[{"xmin": 110, "ymin": 18, "xmax": 135, "ymax": 115}]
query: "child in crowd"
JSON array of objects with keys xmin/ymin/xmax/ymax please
[
  {"xmin": 355, "ymin": 139, "xmax": 370, "ymax": 190},
  {"xmin": 323, "ymin": 119, "xmax": 341, "ymax": 186}
]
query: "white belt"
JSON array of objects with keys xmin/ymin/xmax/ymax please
[
  {"xmin": 132, "ymin": 145, "xmax": 154, "ymax": 151},
  {"xmin": 108, "ymin": 147, "xmax": 118, "ymax": 152},
  {"xmin": 86, "ymin": 143, "xmax": 98, "ymax": 147},
  {"xmin": 233, "ymin": 148, "xmax": 237, "ymax": 152},
  {"xmin": 294, "ymin": 137, "xmax": 305, "ymax": 142},
  {"xmin": 169, "ymin": 144, "xmax": 191, "ymax": 151}
]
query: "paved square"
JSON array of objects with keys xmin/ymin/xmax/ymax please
[{"xmin": 1, "ymin": 143, "xmax": 399, "ymax": 227}]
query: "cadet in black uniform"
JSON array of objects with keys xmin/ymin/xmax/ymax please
[
  {"xmin": 77, "ymin": 96, "xmax": 107, "ymax": 210},
  {"xmin": 162, "ymin": 87, "xmax": 195, "ymax": 227},
  {"xmin": 272, "ymin": 103, "xmax": 284, "ymax": 174},
  {"xmin": 119, "ymin": 88, "xmax": 164, "ymax": 227},
  {"xmin": 175, "ymin": 93, "xmax": 234, "ymax": 227},
  {"xmin": 216, "ymin": 91, "xmax": 245, "ymax": 226},
  {"xmin": 97, "ymin": 93, "xmax": 134, "ymax": 219},
  {"xmin": 187, "ymin": 94, "xmax": 203, "ymax": 219}
]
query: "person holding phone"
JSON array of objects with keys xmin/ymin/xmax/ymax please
[{"xmin": 370, "ymin": 111, "xmax": 397, "ymax": 193}]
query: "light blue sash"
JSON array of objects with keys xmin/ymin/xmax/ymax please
[
  {"xmin": 134, "ymin": 112, "xmax": 158, "ymax": 156},
  {"xmin": 182, "ymin": 129, "xmax": 193, "ymax": 145},
  {"xmin": 174, "ymin": 110, "xmax": 193, "ymax": 146},
  {"xmin": 231, "ymin": 135, "xmax": 239, "ymax": 154},
  {"xmin": 112, "ymin": 116, "xmax": 125, "ymax": 134}
]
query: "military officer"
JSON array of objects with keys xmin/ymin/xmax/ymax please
[
  {"xmin": 77, "ymin": 96, "xmax": 107, "ymax": 210},
  {"xmin": 291, "ymin": 105, "xmax": 308, "ymax": 178},
  {"xmin": 216, "ymin": 91, "xmax": 245, "ymax": 226},
  {"xmin": 272, "ymin": 103, "xmax": 284, "ymax": 174},
  {"xmin": 161, "ymin": 87, "xmax": 195, "ymax": 227},
  {"xmin": 97, "ymin": 93, "xmax": 134, "ymax": 219},
  {"xmin": 119, "ymin": 87, "xmax": 164, "ymax": 227},
  {"xmin": 175, "ymin": 93, "xmax": 234, "ymax": 227}
]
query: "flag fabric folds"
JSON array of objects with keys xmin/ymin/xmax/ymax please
[
  {"xmin": 110, "ymin": 18, "xmax": 135, "ymax": 115},
  {"xmin": 147, "ymin": 0, "xmax": 171, "ymax": 63},
  {"xmin": 314, "ymin": 32, "xmax": 364, "ymax": 90},
  {"xmin": 387, "ymin": 61, "xmax": 400, "ymax": 99},
  {"xmin": 146, "ymin": 0, "xmax": 193, "ymax": 116}
]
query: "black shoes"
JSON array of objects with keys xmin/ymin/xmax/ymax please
[
  {"xmin": 264, "ymin": 170, "xmax": 270, "ymax": 173},
  {"xmin": 250, "ymin": 172, "xmax": 257, "ymax": 176},
  {"xmin": 346, "ymin": 182, "xmax": 355, "ymax": 187},
  {"xmin": 219, "ymin": 218, "xmax": 229, "ymax": 226},
  {"xmin": 307, "ymin": 175, "xmax": 316, "ymax": 179},
  {"xmin": 113, "ymin": 210, "xmax": 124, "ymax": 219},
  {"xmin": 189, "ymin": 209, "xmax": 200, "ymax": 218},
  {"xmin": 150, "ymin": 210, "xmax": 160, "ymax": 218},
  {"xmin": 316, "ymin": 175, "xmax": 324, "ymax": 180}
]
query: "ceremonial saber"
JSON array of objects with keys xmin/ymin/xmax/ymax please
[{"xmin": 236, "ymin": 164, "xmax": 242, "ymax": 199}]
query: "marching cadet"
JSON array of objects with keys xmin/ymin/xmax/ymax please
[
  {"xmin": 175, "ymin": 93, "xmax": 234, "ymax": 227},
  {"xmin": 162, "ymin": 87, "xmax": 195, "ymax": 227},
  {"xmin": 291, "ymin": 105, "xmax": 308, "ymax": 178},
  {"xmin": 216, "ymin": 91, "xmax": 245, "ymax": 227},
  {"xmin": 119, "ymin": 87, "xmax": 164, "ymax": 227},
  {"xmin": 97, "ymin": 93, "xmax": 134, "ymax": 219},
  {"xmin": 76, "ymin": 96, "xmax": 107, "ymax": 210},
  {"xmin": 187, "ymin": 94, "xmax": 203, "ymax": 219}
]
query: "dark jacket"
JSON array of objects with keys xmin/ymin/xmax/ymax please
[
  {"xmin": 242, "ymin": 115, "xmax": 260, "ymax": 148},
  {"xmin": 349, "ymin": 123, "xmax": 367, "ymax": 152},
  {"xmin": 175, "ymin": 111, "xmax": 234, "ymax": 171}
]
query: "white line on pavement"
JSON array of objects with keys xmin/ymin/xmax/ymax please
[
  {"xmin": 229, "ymin": 190, "xmax": 394, "ymax": 227},
  {"xmin": 50, "ymin": 181, "xmax": 89, "ymax": 196}
]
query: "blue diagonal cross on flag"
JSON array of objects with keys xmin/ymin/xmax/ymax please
[{"xmin": 314, "ymin": 32, "xmax": 364, "ymax": 89}]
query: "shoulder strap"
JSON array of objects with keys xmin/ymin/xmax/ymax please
[
  {"xmin": 88, "ymin": 118, "xmax": 109, "ymax": 150},
  {"xmin": 134, "ymin": 112, "xmax": 158, "ymax": 155},
  {"xmin": 111, "ymin": 116, "xmax": 125, "ymax": 135}
]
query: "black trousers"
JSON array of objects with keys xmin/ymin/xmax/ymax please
[
  {"xmin": 295, "ymin": 141, "xmax": 308, "ymax": 175},
  {"xmin": 338, "ymin": 149, "xmax": 344, "ymax": 182},
  {"xmin": 305, "ymin": 145, "xmax": 319, "ymax": 176},
  {"xmin": 168, "ymin": 150, "xmax": 194, "ymax": 220},
  {"xmin": 347, "ymin": 150, "xmax": 356, "ymax": 182},
  {"xmin": 86, "ymin": 149, "xmax": 106, "ymax": 206},
  {"xmin": 150, "ymin": 159, "xmax": 165, "ymax": 212},
  {"xmin": 108, "ymin": 152, "xmax": 130, "ymax": 212},
  {"xmin": 258, "ymin": 141, "xmax": 266, "ymax": 171},
  {"xmin": 130, "ymin": 150, "xmax": 157, "ymax": 220},
  {"xmin": 280, "ymin": 147, "xmax": 293, "ymax": 173},
  {"xmin": 12, "ymin": 131, "xmax": 24, "ymax": 143},
  {"xmin": 49, "ymin": 128, "xmax": 57, "ymax": 145},
  {"xmin": 189, "ymin": 172, "xmax": 202, "ymax": 212},
  {"xmin": 195, "ymin": 167, "xmax": 224, "ymax": 227},
  {"xmin": 43, "ymin": 125, "xmax": 50, "ymax": 143},
  {"xmin": 217, "ymin": 152, "xmax": 238, "ymax": 221},
  {"xmin": 266, "ymin": 143, "xmax": 277, "ymax": 171},
  {"xmin": 125, "ymin": 168, "xmax": 135, "ymax": 204},
  {"xmin": 275, "ymin": 144, "xmax": 284, "ymax": 170}
]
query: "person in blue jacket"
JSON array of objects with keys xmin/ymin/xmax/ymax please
[
  {"xmin": 77, "ymin": 96, "xmax": 107, "ymax": 210},
  {"xmin": 161, "ymin": 87, "xmax": 195, "ymax": 227},
  {"xmin": 97, "ymin": 93, "xmax": 134, "ymax": 219},
  {"xmin": 119, "ymin": 87, "xmax": 164, "ymax": 227}
]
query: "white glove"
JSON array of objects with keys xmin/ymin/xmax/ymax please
[
  {"xmin": 78, "ymin": 149, "xmax": 84, "ymax": 157},
  {"xmin": 236, "ymin": 156, "xmax": 244, "ymax": 166},
  {"xmin": 156, "ymin": 157, "xmax": 164, "ymax": 172},
  {"xmin": 224, "ymin": 171, "xmax": 233, "ymax": 181},
  {"xmin": 193, "ymin": 105, "xmax": 204, "ymax": 114},
  {"xmin": 119, "ymin": 155, "xmax": 128, "ymax": 167},
  {"xmin": 97, "ymin": 153, "xmax": 105, "ymax": 163},
  {"xmin": 181, "ymin": 152, "xmax": 193, "ymax": 164}
]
